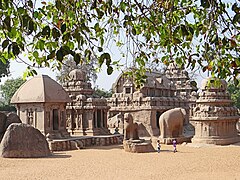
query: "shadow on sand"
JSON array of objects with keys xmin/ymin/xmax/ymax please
[
  {"xmin": 47, "ymin": 152, "xmax": 72, "ymax": 159},
  {"xmin": 84, "ymin": 144, "xmax": 124, "ymax": 151}
]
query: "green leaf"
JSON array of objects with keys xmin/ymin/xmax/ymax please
[
  {"xmin": 56, "ymin": 49, "xmax": 63, "ymax": 62},
  {"xmin": 99, "ymin": 52, "xmax": 111, "ymax": 67},
  {"xmin": 132, "ymin": 27, "xmax": 136, "ymax": 35},
  {"xmin": 232, "ymin": 3, "xmax": 240, "ymax": 13},
  {"xmin": 2, "ymin": 39, "xmax": 9, "ymax": 50},
  {"xmin": 52, "ymin": 27, "xmax": 60, "ymax": 39},
  {"xmin": 12, "ymin": 43, "xmax": 20, "ymax": 56},
  {"xmin": 96, "ymin": 9, "xmax": 104, "ymax": 19},
  {"xmin": 85, "ymin": 49, "xmax": 91, "ymax": 61},
  {"xmin": 27, "ymin": 20, "xmax": 34, "ymax": 35},
  {"xmin": 233, "ymin": 14, "xmax": 240, "ymax": 25},
  {"xmin": 98, "ymin": 47, "xmax": 103, "ymax": 52},
  {"xmin": 62, "ymin": 32, "xmax": 71, "ymax": 42},
  {"xmin": 107, "ymin": 66, "xmax": 113, "ymax": 75},
  {"xmin": 33, "ymin": 51, "xmax": 39, "ymax": 58},
  {"xmin": 60, "ymin": 45, "xmax": 71, "ymax": 56},
  {"xmin": 74, "ymin": 53, "xmax": 81, "ymax": 64},
  {"xmin": 3, "ymin": 16, "xmax": 11, "ymax": 30},
  {"xmin": 47, "ymin": 50, "xmax": 55, "ymax": 60},
  {"xmin": 42, "ymin": 25, "xmax": 50, "ymax": 37},
  {"xmin": 61, "ymin": 24, "xmax": 66, "ymax": 33},
  {"xmin": 28, "ymin": 0, "xmax": 33, "ymax": 8},
  {"xmin": 200, "ymin": 0, "xmax": 210, "ymax": 8}
]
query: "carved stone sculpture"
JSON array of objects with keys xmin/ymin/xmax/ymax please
[
  {"xmin": 159, "ymin": 108, "xmax": 186, "ymax": 138},
  {"xmin": 122, "ymin": 113, "xmax": 154, "ymax": 153},
  {"xmin": 191, "ymin": 78, "xmax": 240, "ymax": 145},
  {"xmin": 123, "ymin": 113, "xmax": 139, "ymax": 140}
]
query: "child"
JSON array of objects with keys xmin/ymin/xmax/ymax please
[
  {"xmin": 173, "ymin": 139, "xmax": 177, "ymax": 153},
  {"xmin": 157, "ymin": 140, "xmax": 161, "ymax": 153}
]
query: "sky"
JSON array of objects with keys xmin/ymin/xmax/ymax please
[
  {"xmin": 0, "ymin": 57, "xmax": 208, "ymax": 92},
  {"xmin": 0, "ymin": 60, "xmax": 121, "ymax": 91}
]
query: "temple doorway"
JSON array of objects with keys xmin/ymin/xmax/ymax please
[
  {"xmin": 53, "ymin": 109, "xmax": 59, "ymax": 130},
  {"xmin": 97, "ymin": 110, "xmax": 101, "ymax": 128}
]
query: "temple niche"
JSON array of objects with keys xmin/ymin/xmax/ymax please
[
  {"xmin": 63, "ymin": 69, "xmax": 110, "ymax": 136},
  {"xmin": 108, "ymin": 70, "xmax": 189, "ymax": 137},
  {"xmin": 191, "ymin": 78, "xmax": 240, "ymax": 145},
  {"xmin": 11, "ymin": 75, "xmax": 70, "ymax": 139}
]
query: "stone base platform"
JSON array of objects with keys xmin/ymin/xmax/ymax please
[
  {"xmin": 191, "ymin": 135, "xmax": 240, "ymax": 145},
  {"xmin": 48, "ymin": 134, "xmax": 123, "ymax": 151},
  {"xmin": 123, "ymin": 139, "xmax": 155, "ymax": 153},
  {"xmin": 158, "ymin": 136, "xmax": 192, "ymax": 145}
]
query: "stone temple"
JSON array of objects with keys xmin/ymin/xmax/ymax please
[
  {"xmin": 107, "ymin": 67, "xmax": 197, "ymax": 137},
  {"xmin": 8, "ymin": 63, "xmax": 240, "ymax": 149},
  {"xmin": 11, "ymin": 75, "xmax": 70, "ymax": 139},
  {"xmin": 191, "ymin": 78, "xmax": 240, "ymax": 145},
  {"xmin": 63, "ymin": 69, "xmax": 110, "ymax": 136}
]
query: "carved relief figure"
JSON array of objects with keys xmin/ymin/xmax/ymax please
[
  {"xmin": 124, "ymin": 113, "xmax": 139, "ymax": 140},
  {"xmin": 159, "ymin": 108, "xmax": 186, "ymax": 138}
]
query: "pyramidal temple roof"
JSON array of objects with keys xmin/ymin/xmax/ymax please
[{"xmin": 11, "ymin": 75, "xmax": 70, "ymax": 103}]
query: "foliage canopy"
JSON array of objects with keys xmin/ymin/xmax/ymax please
[{"xmin": 0, "ymin": 0, "xmax": 239, "ymax": 86}]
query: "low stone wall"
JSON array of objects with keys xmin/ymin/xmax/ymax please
[{"xmin": 48, "ymin": 134, "xmax": 123, "ymax": 151}]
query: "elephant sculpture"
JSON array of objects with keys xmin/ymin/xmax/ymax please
[
  {"xmin": 159, "ymin": 108, "xmax": 186, "ymax": 138},
  {"xmin": 123, "ymin": 113, "xmax": 139, "ymax": 140}
]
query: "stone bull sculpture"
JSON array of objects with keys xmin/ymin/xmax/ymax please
[
  {"xmin": 159, "ymin": 108, "xmax": 186, "ymax": 138},
  {"xmin": 123, "ymin": 113, "xmax": 139, "ymax": 140}
]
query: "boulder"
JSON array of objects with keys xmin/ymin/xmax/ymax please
[
  {"xmin": 0, "ymin": 112, "xmax": 7, "ymax": 134},
  {"xmin": 5, "ymin": 113, "xmax": 21, "ymax": 130},
  {"xmin": 0, "ymin": 112, "xmax": 7, "ymax": 140},
  {"xmin": 0, "ymin": 123, "xmax": 51, "ymax": 158}
]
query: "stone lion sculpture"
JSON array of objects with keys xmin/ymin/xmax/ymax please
[{"xmin": 123, "ymin": 113, "xmax": 139, "ymax": 140}]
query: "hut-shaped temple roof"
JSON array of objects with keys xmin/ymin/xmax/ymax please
[{"xmin": 11, "ymin": 75, "xmax": 70, "ymax": 103}]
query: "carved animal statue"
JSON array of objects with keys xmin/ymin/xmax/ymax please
[
  {"xmin": 124, "ymin": 113, "xmax": 139, "ymax": 140},
  {"xmin": 159, "ymin": 108, "xmax": 186, "ymax": 138}
]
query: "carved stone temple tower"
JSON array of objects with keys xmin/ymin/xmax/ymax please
[
  {"xmin": 63, "ymin": 69, "xmax": 110, "ymax": 136},
  {"xmin": 165, "ymin": 62, "xmax": 198, "ymax": 119},
  {"xmin": 165, "ymin": 62, "xmax": 198, "ymax": 99},
  {"xmin": 191, "ymin": 78, "xmax": 240, "ymax": 145}
]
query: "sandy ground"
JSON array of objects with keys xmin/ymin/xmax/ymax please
[{"xmin": 0, "ymin": 143, "xmax": 240, "ymax": 180}]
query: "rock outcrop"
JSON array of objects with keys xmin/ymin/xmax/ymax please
[
  {"xmin": 4, "ymin": 112, "xmax": 21, "ymax": 130},
  {"xmin": 0, "ymin": 112, "xmax": 7, "ymax": 137},
  {"xmin": 0, "ymin": 123, "xmax": 51, "ymax": 158},
  {"xmin": 0, "ymin": 112, "xmax": 22, "ymax": 141}
]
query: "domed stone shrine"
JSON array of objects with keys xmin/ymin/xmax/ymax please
[
  {"xmin": 11, "ymin": 75, "xmax": 70, "ymax": 139},
  {"xmin": 191, "ymin": 78, "xmax": 240, "ymax": 145}
]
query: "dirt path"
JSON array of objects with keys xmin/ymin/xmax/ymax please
[{"xmin": 0, "ymin": 144, "xmax": 239, "ymax": 180}]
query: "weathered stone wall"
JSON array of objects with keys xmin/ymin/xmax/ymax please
[{"xmin": 48, "ymin": 135, "xmax": 123, "ymax": 151}]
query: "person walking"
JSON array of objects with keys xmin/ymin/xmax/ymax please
[
  {"xmin": 157, "ymin": 140, "xmax": 161, "ymax": 153},
  {"xmin": 173, "ymin": 139, "xmax": 177, "ymax": 153}
]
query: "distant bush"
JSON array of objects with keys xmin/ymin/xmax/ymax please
[{"xmin": 0, "ymin": 105, "xmax": 16, "ymax": 112}]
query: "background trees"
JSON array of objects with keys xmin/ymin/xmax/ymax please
[
  {"xmin": 56, "ymin": 57, "xmax": 97, "ymax": 84},
  {"xmin": 0, "ymin": 60, "xmax": 10, "ymax": 81},
  {"xmin": 0, "ymin": 77, "xmax": 26, "ymax": 106},
  {"xmin": 228, "ymin": 82, "xmax": 240, "ymax": 109}
]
